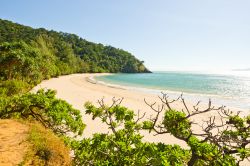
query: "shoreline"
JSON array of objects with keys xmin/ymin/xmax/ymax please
[
  {"xmin": 93, "ymin": 74, "xmax": 249, "ymax": 112},
  {"xmin": 86, "ymin": 74, "xmax": 127, "ymax": 90},
  {"xmin": 32, "ymin": 73, "xmax": 248, "ymax": 148}
]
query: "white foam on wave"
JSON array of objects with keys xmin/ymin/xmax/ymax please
[{"xmin": 91, "ymin": 75, "xmax": 250, "ymax": 111}]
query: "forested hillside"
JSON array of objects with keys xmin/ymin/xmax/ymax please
[
  {"xmin": 0, "ymin": 18, "xmax": 150, "ymax": 96},
  {"xmin": 0, "ymin": 18, "xmax": 150, "ymax": 74}
]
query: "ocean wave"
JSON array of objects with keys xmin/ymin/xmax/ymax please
[{"xmin": 92, "ymin": 74, "xmax": 250, "ymax": 111}]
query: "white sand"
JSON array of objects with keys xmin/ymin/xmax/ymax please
[{"xmin": 32, "ymin": 74, "xmax": 247, "ymax": 149}]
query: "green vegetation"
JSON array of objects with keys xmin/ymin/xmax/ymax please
[
  {"xmin": 74, "ymin": 97, "xmax": 250, "ymax": 165},
  {"xmin": 23, "ymin": 122, "xmax": 72, "ymax": 165},
  {"xmin": 0, "ymin": 18, "xmax": 150, "ymax": 76},
  {"xmin": 0, "ymin": 89, "xmax": 85, "ymax": 135},
  {"xmin": 0, "ymin": 18, "xmax": 250, "ymax": 165},
  {"xmin": 4, "ymin": 91, "xmax": 250, "ymax": 165},
  {"xmin": 0, "ymin": 18, "xmax": 150, "ymax": 100}
]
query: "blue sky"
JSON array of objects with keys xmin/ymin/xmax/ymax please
[{"xmin": 1, "ymin": 0, "xmax": 250, "ymax": 71}]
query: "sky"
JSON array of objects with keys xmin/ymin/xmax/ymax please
[{"xmin": 1, "ymin": 0, "xmax": 250, "ymax": 71}]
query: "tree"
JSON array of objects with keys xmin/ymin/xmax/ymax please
[
  {"xmin": 71, "ymin": 94, "xmax": 250, "ymax": 165},
  {"xmin": 0, "ymin": 41, "xmax": 40, "ymax": 81},
  {"xmin": 0, "ymin": 89, "xmax": 85, "ymax": 135},
  {"xmin": 142, "ymin": 93, "xmax": 250, "ymax": 165},
  {"xmin": 71, "ymin": 97, "xmax": 189, "ymax": 165}
]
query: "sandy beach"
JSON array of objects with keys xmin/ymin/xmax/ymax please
[{"xmin": 32, "ymin": 73, "xmax": 247, "ymax": 148}]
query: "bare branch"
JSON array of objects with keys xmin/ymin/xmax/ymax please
[{"xmin": 135, "ymin": 110, "xmax": 146, "ymax": 123}]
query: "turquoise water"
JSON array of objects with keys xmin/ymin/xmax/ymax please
[{"xmin": 95, "ymin": 71, "xmax": 250, "ymax": 110}]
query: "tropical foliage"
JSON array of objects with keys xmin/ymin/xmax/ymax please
[
  {"xmin": 0, "ymin": 18, "xmax": 150, "ymax": 75},
  {"xmin": 70, "ymin": 95, "xmax": 250, "ymax": 166},
  {"xmin": 0, "ymin": 89, "xmax": 85, "ymax": 136},
  {"xmin": 0, "ymin": 18, "xmax": 249, "ymax": 166},
  {"xmin": 2, "ymin": 89, "xmax": 249, "ymax": 165}
]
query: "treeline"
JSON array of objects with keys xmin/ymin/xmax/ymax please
[
  {"xmin": 0, "ymin": 18, "xmax": 149, "ymax": 96},
  {"xmin": 0, "ymin": 19, "xmax": 150, "ymax": 74}
]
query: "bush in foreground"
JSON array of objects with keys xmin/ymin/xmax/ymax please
[
  {"xmin": 1, "ymin": 89, "xmax": 249, "ymax": 165},
  {"xmin": 0, "ymin": 89, "xmax": 85, "ymax": 135},
  {"xmin": 22, "ymin": 122, "xmax": 71, "ymax": 166},
  {"xmin": 71, "ymin": 95, "xmax": 250, "ymax": 166}
]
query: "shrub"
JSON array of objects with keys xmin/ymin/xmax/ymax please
[
  {"xmin": 0, "ymin": 80, "xmax": 30, "ymax": 96},
  {"xmin": 24, "ymin": 122, "xmax": 71, "ymax": 166}
]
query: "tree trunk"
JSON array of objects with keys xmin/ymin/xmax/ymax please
[{"xmin": 188, "ymin": 152, "xmax": 198, "ymax": 166}]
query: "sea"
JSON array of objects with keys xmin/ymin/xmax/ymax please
[{"xmin": 95, "ymin": 71, "xmax": 250, "ymax": 111}]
